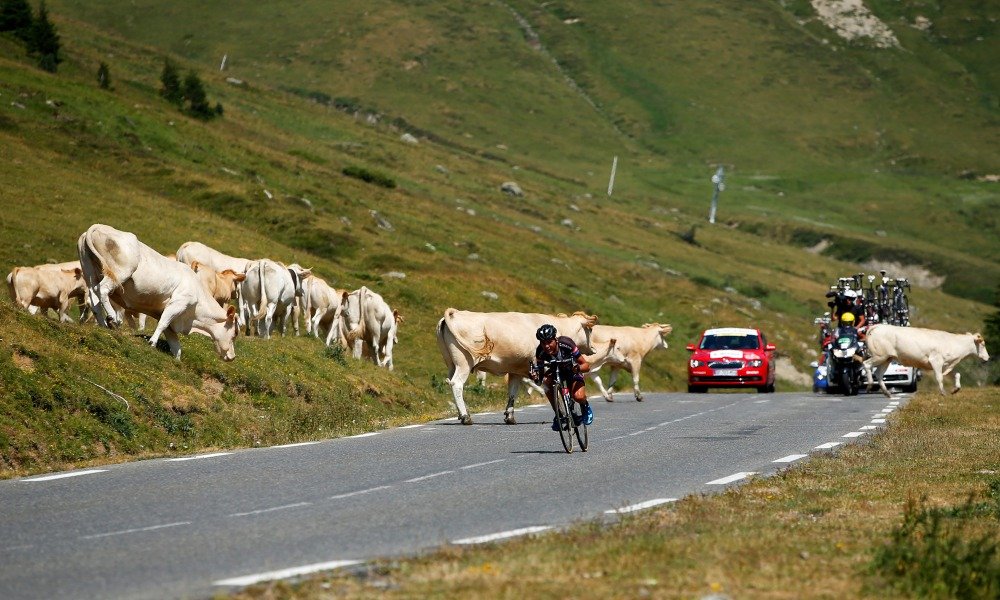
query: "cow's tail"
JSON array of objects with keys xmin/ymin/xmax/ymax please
[
  {"xmin": 441, "ymin": 308, "xmax": 494, "ymax": 362},
  {"xmin": 252, "ymin": 260, "xmax": 268, "ymax": 321},
  {"xmin": 6, "ymin": 267, "xmax": 19, "ymax": 305},
  {"xmin": 344, "ymin": 287, "xmax": 368, "ymax": 345}
]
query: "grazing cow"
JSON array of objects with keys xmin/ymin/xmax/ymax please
[
  {"xmin": 301, "ymin": 275, "xmax": 347, "ymax": 342},
  {"xmin": 587, "ymin": 323, "xmax": 672, "ymax": 402},
  {"xmin": 189, "ymin": 261, "xmax": 246, "ymax": 307},
  {"xmin": 336, "ymin": 288, "xmax": 364, "ymax": 355},
  {"xmin": 77, "ymin": 224, "xmax": 238, "ymax": 361},
  {"xmin": 175, "ymin": 241, "xmax": 251, "ymax": 273},
  {"xmin": 240, "ymin": 259, "xmax": 310, "ymax": 338},
  {"xmin": 863, "ymin": 325, "xmax": 990, "ymax": 397},
  {"xmin": 436, "ymin": 310, "xmax": 599, "ymax": 425},
  {"xmin": 6, "ymin": 261, "xmax": 88, "ymax": 322},
  {"xmin": 356, "ymin": 286, "xmax": 402, "ymax": 370}
]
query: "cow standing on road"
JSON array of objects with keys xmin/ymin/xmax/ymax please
[
  {"xmin": 863, "ymin": 324, "xmax": 989, "ymax": 397},
  {"xmin": 586, "ymin": 323, "xmax": 672, "ymax": 402},
  {"xmin": 436, "ymin": 310, "xmax": 600, "ymax": 425}
]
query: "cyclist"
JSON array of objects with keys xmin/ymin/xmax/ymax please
[{"xmin": 531, "ymin": 324, "xmax": 594, "ymax": 431}]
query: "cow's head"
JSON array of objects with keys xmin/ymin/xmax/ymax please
[
  {"xmin": 206, "ymin": 305, "xmax": 239, "ymax": 362},
  {"xmin": 565, "ymin": 311, "xmax": 598, "ymax": 354},
  {"xmin": 287, "ymin": 264, "xmax": 312, "ymax": 297},
  {"xmin": 973, "ymin": 333, "xmax": 990, "ymax": 362},
  {"xmin": 220, "ymin": 269, "xmax": 246, "ymax": 300},
  {"xmin": 643, "ymin": 322, "xmax": 673, "ymax": 350}
]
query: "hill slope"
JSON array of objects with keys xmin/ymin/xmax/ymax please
[{"xmin": 0, "ymin": 0, "xmax": 996, "ymax": 474}]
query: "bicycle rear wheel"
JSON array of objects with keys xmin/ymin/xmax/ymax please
[
  {"xmin": 557, "ymin": 390, "xmax": 574, "ymax": 453},
  {"xmin": 571, "ymin": 402, "xmax": 589, "ymax": 452}
]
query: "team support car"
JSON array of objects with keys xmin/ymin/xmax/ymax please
[{"xmin": 686, "ymin": 327, "xmax": 776, "ymax": 393}]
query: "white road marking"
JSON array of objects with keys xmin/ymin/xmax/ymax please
[
  {"xmin": 706, "ymin": 472, "xmax": 756, "ymax": 485},
  {"xmin": 406, "ymin": 470, "xmax": 454, "ymax": 483},
  {"xmin": 773, "ymin": 454, "xmax": 808, "ymax": 463},
  {"xmin": 349, "ymin": 432, "xmax": 380, "ymax": 439},
  {"xmin": 453, "ymin": 526, "xmax": 552, "ymax": 545},
  {"xmin": 604, "ymin": 498, "xmax": 677, "ymax": 514},
  {"xmin": 398, "ymin": 424, "xmax": 425, "ymax": 429},
  {"xmin": 214, "ymin": 560, "xmax": 362, "ymax": 587},
  {"xmin": 871, "ymin": 418, "xmax": 886, "ymax": 424},
  {"xmin": 21, "ymin": 469, "xmax": 108, "ymax": 482},
  {"xmin": 477, "ymin": 412, "xmax": 496, "ymax": 416},
  {"xmin": 754, "ymin": 399, "xmax": 769, "ymax": 404},
  {"xmin": 329, "ymin": 485, "xmax": 391, "ymax": 500},
  {"xmin": 842, "ymin": 432, "xmax": 865, "ymax": 438},
  {"xmin": 228, "ymin": 502, "xmax": 312, "ymax": 518},
  {"xmin": 460, "ymin": 459, "xmax": 506, "ymax": 470},
  {"xmin": 272, "ymin": 441, "xmax": 321, "ymax": 449},
  {"xmin": 2, "ymin": 544, "xmax": 35, "ymax": 551},
  {"xmin": 165, "ymin": 452, "xmax": 232, "ymax": 462},
  {"xmin": 81, "ymin": 521, "xmax": 190, "ymax": 540},
  {"xmin": 861, "ymin": 425, "xmax": 879, "ymax": 430},
  {"xmin": 889, "ymin": 401, "xmax": 900, "ymax": 406},
  {"xmin": 881, "ymin": 408, "xmax": 894, "ymax": 413},
  {"xmin": 815, "ymin": 442, "xmax": 842, "ymax": 449}
]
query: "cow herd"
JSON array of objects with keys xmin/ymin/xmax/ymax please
[
  {"xmin": 8, "ymin": 224, "xmax": 989, "ymax": 428},
  {"xmin": 7, "ymin": 223, "xmax": 401, "ymax": 368}
]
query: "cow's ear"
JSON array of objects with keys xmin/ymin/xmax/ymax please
[
  {"xmin": 191, "ymin": 261, "xmax": 201, "ymax": 272},
  {"xmin": 74, "ymin": 267, "xmax": 83, "ymax": 278},
  {"xmin": 234, "ymin": 273, "xmax": 246, "ymax": 282},
  {"xmin": 302, "ymin": 269, "xmax": 312, "ymax": 278},
  {"xmin": 226, "ymin": 305, "xmax": 237, "ymax": 322}
]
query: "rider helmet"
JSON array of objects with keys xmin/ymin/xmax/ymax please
[
  {"xmin": 536, "ymin": 324, "xmax": 557, "ymax": 341},
  {"xmin": 841, "ymin": 312, "xmax": 855, "ymax": 325}
]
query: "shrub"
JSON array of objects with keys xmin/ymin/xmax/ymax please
[
  {"xmin": 342, "ymin": 165, "xmax": 396, "ymax": 189},
  {"xmin": 871, "ymin": 493, "xmax": 1000, "ymax": 599}
]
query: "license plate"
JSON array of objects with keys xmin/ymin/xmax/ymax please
[{"xmin": 714, "ymin": 369, "xmax": 738, "ymax": 376}]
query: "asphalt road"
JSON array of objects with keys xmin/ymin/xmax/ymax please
[{"xmin": 0, "ymin": 390, "xmax": 905, "ymax": 599}]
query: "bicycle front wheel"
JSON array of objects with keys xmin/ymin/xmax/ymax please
[
  {"xmin": 557, "ymin": 391, "xmax": 574, "ymax": 453},
  {"xmin": 572, "ymin": 402, "xmax": 589, "ymax": 452}
]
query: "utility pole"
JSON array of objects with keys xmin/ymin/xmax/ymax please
[
  {"xmin": 607, "ymin": 155, "xmax": 618, "ymax": 197},
  {"xmin": 708, "ymin": 165, "xmax": 725, "ymax": 224}
]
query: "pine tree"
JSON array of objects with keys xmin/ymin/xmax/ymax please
[
  {"xmin": 182, "ymin": 70, "xmax": 212, "ymax": 118},
  {"xmin": 159, "ymin": 59, "xmax": 183, "ymax": 106},
  {"xmin": 97, "ymin": 61, "xmax": 110, "ymax": 89},
  {"xmin": 27, "ymin": 0, "xmax": 60, "ymax": 72},
  {"xmin": 0, "ymin": 0, "xmax": 33, "ymax": 41}
]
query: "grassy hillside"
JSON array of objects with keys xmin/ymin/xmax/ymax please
[{"xmin": 1, "ymin": 0, "xmax": 997, "ymax": 474}]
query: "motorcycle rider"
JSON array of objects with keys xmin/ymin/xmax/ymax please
[{"xmin": 530, "ymin": 324, "xmax": 594, "ymax": 431}]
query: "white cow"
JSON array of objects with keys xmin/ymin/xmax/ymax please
[
  {"xmin": 240, "ymin": 259, "xmax": 311, "ymax": 338},
  {"xmin": 436, "ymin": 310, "xmax": 599, "ymax": 425},
  {"xmin": 175, "ymin": 241, "xmax": 251, "ymax": 273},
  {"xmin": 189, "ymin": 261, "xmax": 246, "ymax": 307},
  {"xmin": 301, "ymin": 275, "xmax": 347, "ymax": 342},
  {"xmin": 7, "ymin": 261, "xmax": 87, "ymax": 322},
  {"xmin": 357, "ymin": 286, "xmax": 402, "ymax": 370},
  {"xmin": 78, "ymin": 224, "xmax": 238, "ymax": 361},
  {"xmin": 863, "ymin": 325, "xmax": 990, "ymax": 397},
  {"xmin": 587, "ymin": 323, "xmax": 672, "ymax": 402},
  {"xmin": 336, "ymin": 288, "xmax": 364, "ymax": 356}
]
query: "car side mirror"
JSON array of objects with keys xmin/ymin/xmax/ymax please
[
  {"xmin": 686, "ymin": 344, "xmax": 695, "ymax": 352},
  {"xmin": 765, "ymin": 344, "xmax": 776, "ymax": 351}
]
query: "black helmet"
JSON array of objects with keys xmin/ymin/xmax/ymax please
[{"xmin": 536, "ymin": 324, "xmax": 557, "ymax": 341}]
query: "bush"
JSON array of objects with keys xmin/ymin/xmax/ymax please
[
  {"xmin": 342, "ymin": 165, "xmax": 396, "ymax": 189},
  {"xmin": 871, "ymin": 493, "xmax": 1000, "ymax": 599}
]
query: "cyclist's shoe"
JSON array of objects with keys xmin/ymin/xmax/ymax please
[
  {"xmin": 551, "ymin": 416, "xmax": 560, "ymax": 431},
  {"xmin": 583, "ymin": 402, "xmax": 594, "ymax": 425}
]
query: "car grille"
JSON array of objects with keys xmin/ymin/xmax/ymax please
[
  {"xmin": 708, "ymin": 361, "xmax": 743, "ymax": 369},
  {"xmin": 882, "ymin": 374, "xmax": 910, "ymax": 382}
]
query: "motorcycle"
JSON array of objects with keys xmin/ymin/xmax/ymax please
[{"xmin": 825, "ymin": 326, "xmax": 864, "ymax": 396}]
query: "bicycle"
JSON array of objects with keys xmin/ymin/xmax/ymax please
[
  {"xmin": 893, "ymin": 278, "xmax": 910, "ymax": 326},
  {"xmin": 534, "ymin": 356, "xmax": 589, "ymax": 453}
]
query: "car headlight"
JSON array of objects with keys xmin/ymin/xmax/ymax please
[
  {"xmin": 747, "ymin": 359, "xmax": 763, "ymax": 367},
  {"xmin": 690, "ymin": 359, "xmax": 704, "ymax": 368}
]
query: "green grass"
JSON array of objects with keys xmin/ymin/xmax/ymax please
[{"xmin": 0, "ymin": 1, "xmax": 997, "ymax": 476}]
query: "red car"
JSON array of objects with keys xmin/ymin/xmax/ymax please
[{"xmin": 686, "ymin": 327, "xmax": 776, "ymax": 393}]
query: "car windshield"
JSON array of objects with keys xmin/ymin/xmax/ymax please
[{"xmin": 700, "ymin": 334, "xmax": 759, "ymax": 350}]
